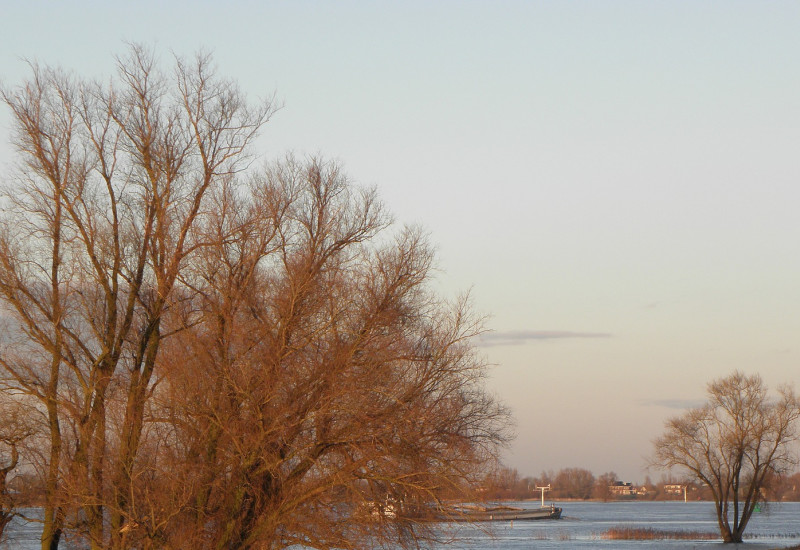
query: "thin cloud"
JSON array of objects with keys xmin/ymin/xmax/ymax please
[
  {"xmin": 642, "ymin": 398, "xmax": 706, "ymax": 410},
  {"xmin": 477, "ymin": 330, "xmax": 612, "ymax": 348}
]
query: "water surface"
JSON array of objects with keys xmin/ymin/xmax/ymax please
[
  {"xmin": 4, "ymin": 501, "xmax": 800, "ymax": 549},
  {"xmin": 431, "ymin": 501, "xmax": 800, "ymax": 549}
]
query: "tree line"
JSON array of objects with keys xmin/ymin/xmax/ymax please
[
  {"xmin": 482, "ymin": 464, "xmax": 800, "ymax": 503},
  {"xmin": 0, "ymin": 46, "xmax": 511, "ymax": 549},
  {"xmin": 481, "ymin": 465, "xmax": 613, "ymax": 501}
]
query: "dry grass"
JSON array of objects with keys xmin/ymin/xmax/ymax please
[
  {"xmin": 602, "ymin": 526, "xmax": 718, "ymax": 541},
  {"xmin": 556, "ymin": 530, "xmax": 572, "ymax": 541}
]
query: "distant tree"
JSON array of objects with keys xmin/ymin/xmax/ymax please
[
  {"xmin": 592, "ymin": 471, "xmax": 618, "ymax": 501},
  {"xmin": 521, "ymin": 476, "xmax": 537, "ymax": 497},
  {"xmin": 652, "ymin": 371, "xmax": 800, "ymax": 543},
  {"xmin": 553, "ymin": 468, "xmax": 594, "ymax": 500},
  {"xmin": 482, "ymin": 465, "xmax": 527, "ymax": 500},
  {"xmin": 762, "ymin": 471, "xmax": 791, "ymax": 502},
  {"xmin": 783, "ymin": 472, "xmax": 800, "ymax": 501},
  {"xmin": 535, "ymin": 470, "xmax": 554, "ymax": 487}
]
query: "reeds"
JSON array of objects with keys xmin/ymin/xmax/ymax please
[{"xmin": 602, "ymin": 526, "xmax": 718, "ymax": 540}]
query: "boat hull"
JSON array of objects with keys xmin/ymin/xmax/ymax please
[{"xmin": 438, "ymin": 505, "xmax": 562, "ymax": 522}]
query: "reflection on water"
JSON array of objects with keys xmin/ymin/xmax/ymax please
[{"xmin": 4, "ymin": 501, "xmax": 800, "ymax": 549}]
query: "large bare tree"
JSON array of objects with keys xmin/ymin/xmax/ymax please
[
  {"xmin": 652, "ymin": 371, "xmax": 800, "ymax": 543},
  {"xmin": 0, "ymin": 45, "xmax": 274, "ymax": 549},
  {"xmin": 139, "ymin": 157, "xmax": 511, "ymax": 549},
  {"xmin": 0, "ymin": 47, "xmax": 511, "ymax": 549}
]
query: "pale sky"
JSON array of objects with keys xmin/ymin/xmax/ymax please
[{"xmin": 2, "ymin": 1, "xmax": 799, "ymax": 483}]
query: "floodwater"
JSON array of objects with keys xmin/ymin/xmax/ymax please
[
  {"xmin": 4, "ymin": 501, "xmax": 800, "ymax": 549},
  {"xmin": 2, "ymin": 508, "xmax": 42, "ymax": 549},
  {"xmin": 431, "ymin": 501, "xmax": 800, "ymax": 549}
]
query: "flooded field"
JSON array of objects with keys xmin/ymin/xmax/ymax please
[
  {"xmin": 4, "ymin": 501, "xmax": 800, "ymax": 549},
  {"xmin": 431, "ymin": 501, "xmax": 800, "ymax": 549}
]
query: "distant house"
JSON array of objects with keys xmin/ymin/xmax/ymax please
[
  {"xmin": 664, "ymin": 484, "xmax": 684, "ymax": 495},
  {"xmin": 608, "ymin": 481, "xmax": 636, "ymax": 497}
]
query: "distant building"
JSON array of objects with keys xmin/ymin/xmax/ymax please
[
  {"xmin": 608, "ymin": 481, "xmax": 636, "ymax": 497},
  {"xmin": 664, "ymin": 484, "xmax": 684, "ymax": 495}
]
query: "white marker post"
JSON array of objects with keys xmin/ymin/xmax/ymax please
[{"xmin": 535, "ymin": 484, "xmax": 551, "ymax": 508}]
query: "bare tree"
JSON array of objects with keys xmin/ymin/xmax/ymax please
[
  {"xmin": 481, "ymin": 465, "xmax": 527, "ymax": 500},
  {"xmin": 553, "ymin": 468, "xmax": 594, "ymax": 500},
  {"xmin": 0, "ymin": 63, "xmax": 79, "ymax": 549},
  {"xmin": 592, "ymin": 471, "xmax": 618, "ymax": 502},
  {"xmin": 1, "ymin": 48, "xmax": 511, "ymax": 549},
  {"xmin": 652, "ymin": 371, "xmax": 800, "ymax": 543},
  {"xmin": 144, "ymin": 157, "xmax": 511, "ymax": 549},
  {"xmin": 1, "ymin": 45, "xmax": 275, "ymax": 549}
]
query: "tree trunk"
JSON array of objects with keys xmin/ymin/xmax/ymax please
[
  {"xmin": 110, "ymin": 320, "xmax": 161, "ymax": 549},
  {"xmin": 41, "ymin": 340, "xmax": 63, "ymax": 550}
]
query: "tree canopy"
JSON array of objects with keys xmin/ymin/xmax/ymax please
[
  {"xmin": 0, "ymin": 45, "xmax": 511, "ymax": 550},
  {"xmin": 652, "ymin": 371, "xmax": 800, "ymax": 543}
]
